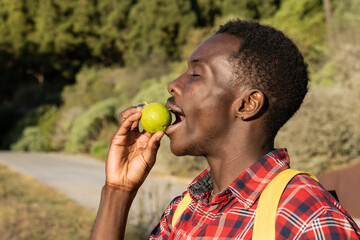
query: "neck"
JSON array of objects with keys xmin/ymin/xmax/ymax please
[{"xmin": 206, "ymin": 129, "xmax": 274, "ymax": 195}]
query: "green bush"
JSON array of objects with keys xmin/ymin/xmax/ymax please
[
  {"xmin": 276, "ymin": 85, "xmax": 360, "ymax": 174},
  {"xmin": 6, "ymin": 108, "xmax": 42, "ymax": 147},
  {"xmin": 130, "ymin": 74, "xmax": 175, "ymax": 105},
  {"xmin": 53, "ymin": 66, "xmax": 136, "ymax": 150},
  {"xmin": 61, "ymin": 67, "xmax": 128, "ymax": 110},
  {"xmin": 90, "ymin": 141, "xmax": 110, "ymax": 160},
  {"xmin": 65, "ymin": 98, "xmax": 120, "ymax": 152},
  {"xmin": 273, "ymin": 0, "xmax": 360, "ymax": 174},
  {"xmin": 310, "ymin": 58, "xmax": 337, "ymax": 86},
  {"xmin": 8, "ymin": 105, "xmax": 59, "ymax": 152},
  {"xmin": 11, "ymin": 127, "xmax": 48, "ymax": 152},
  {"xmin": 262, "ymin": 0, "xmax": 326, "ymax": 66},
  {"xmin": 114, "ymin": 74, "xmax": 176, "ymax": 119},
  {"xmin": 38, "ymin": 105, "xmax": 60, "ymax": 139}
]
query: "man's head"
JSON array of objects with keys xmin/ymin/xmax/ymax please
[
  {"xmin": 216, "ymin": 19, "xmax": 309, "ymax": 140},
  {"xmin": 166, "ymin": 19, "xmax": 308, "ymax": 157},
  {"xmin": 166, "ymin": 33, "xmax": 242, "ymax": 156}
]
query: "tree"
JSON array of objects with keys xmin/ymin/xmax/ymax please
[
  {"xmin": 221, "ymin": 0, "xmax": 281, "ymax": 20},
  {"xmin": 190, "ymin": 0, "xmax": 222, "ymax": 26},
  {"xmin": 89, "ymin": 0, "xmax": 135, "ymax": 65},
  {"xmin": 0, "ymin": 0, "xmax": 29, "ymax": 54},
  {"xmin": 263, "ymin": 0, "xmax": 326, "ymax": 65},
  {"xmin": 123, "ymin": 0, "xmax": 196, "ymax": 66},
  {"xmin": 322, "ymin": 0, "xmax": 333, "ymax": 45}
]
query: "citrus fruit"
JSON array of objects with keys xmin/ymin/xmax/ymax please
[{"xmin": 140, "ymin": 102, "xmax": 172, "ymax": 133}]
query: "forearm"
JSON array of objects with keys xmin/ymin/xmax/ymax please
[{"xmin": 90, "ymin": 184, "xmax": 137, "ymax": 240}]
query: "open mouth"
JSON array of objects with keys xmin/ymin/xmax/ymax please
[
  {"xmin": 171, "ymin": 110, "xmax": 185, "ymax": 125},
  {"xmin": 165, "ymin": 100, "xmax": 185, "ymax": 134}
]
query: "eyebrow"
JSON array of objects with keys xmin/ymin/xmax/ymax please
[
  {"xmin": 188, "ymin": 58, "xmax": 206, "ymax": 68},
  {"xmin": 190, "ymin": 58, "xmax": 201, "ymax": 64}
]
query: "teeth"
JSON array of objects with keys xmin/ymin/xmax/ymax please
[{"xmin": 168, "ymin": 107, "xmax": 184, "ymax": 117}]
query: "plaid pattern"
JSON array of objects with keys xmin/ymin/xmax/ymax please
[{"xmin": 150, "ymin": 149, "xmax": 360, "ymax": 239}]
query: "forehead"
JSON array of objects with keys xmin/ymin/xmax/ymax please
[{"xmin": 189, "ymin": 33, "xmax": 242, "ymax": 64}]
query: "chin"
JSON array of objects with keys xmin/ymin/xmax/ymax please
[
  {"xmin": 169, "ymin": 141, "xmax": 186, "ymax": 156},
  {"xmin": 170, "ymin": 139, "xmax": 205, "ymax": 157}
]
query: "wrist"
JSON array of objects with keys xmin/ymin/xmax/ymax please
[
  {"xmin": 103, "ymin": 182, "xmax": 138, "ymax": 199},
  {"xmin": 91, "ymin": 183, "xmax": 137, "ymax": 240}
]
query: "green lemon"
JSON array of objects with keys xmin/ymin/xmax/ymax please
[{"xmin": 140, "ymin": 102, "xmax": 172, "ymax": 133}]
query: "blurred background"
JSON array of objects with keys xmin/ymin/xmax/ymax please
[{"xmin": 0, "ymin": 0, "xmax": 359, "ymax": 239}]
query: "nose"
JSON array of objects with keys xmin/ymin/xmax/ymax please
[
  {"xmin": 167, "ymin": 80, "xmax": 175, "ymax": 95},
  {"xmin": 167, "ymin": 75, "xmax": 183, "ymax": 96}
]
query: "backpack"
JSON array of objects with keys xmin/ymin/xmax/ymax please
[{"xmin": 171, "ymin": 169, "xmax": 318, "ymax": 240}]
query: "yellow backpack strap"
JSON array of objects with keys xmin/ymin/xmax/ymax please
[
  {"xmin": 252, "ymin": 169, "xmax": 318, "ymax": 240},
  {"xmin": 171, "ymin": 193, "xmax": 192, "ymax": 228}
]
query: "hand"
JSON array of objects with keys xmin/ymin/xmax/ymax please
[{"xmin": 105, "ymin": 105, "xmax": 164, "ymax": 191}]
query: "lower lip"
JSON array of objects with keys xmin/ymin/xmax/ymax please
[{"xmin": 166, "ymin": 120, "xmax": 184, "ymax": 135}]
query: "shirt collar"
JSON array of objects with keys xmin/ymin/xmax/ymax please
[{"xmin": 188, "ymin": 148, "xmax": 290, "ymax": 209}]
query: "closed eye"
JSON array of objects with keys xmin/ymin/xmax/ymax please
[{"xmin": 191, "ymin": 74, "xmax": 200, "ymax": 77}]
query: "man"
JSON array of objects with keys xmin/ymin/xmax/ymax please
[{"xmin": 90, "ymin": 20, "xmax": 360, "ymax": 239}]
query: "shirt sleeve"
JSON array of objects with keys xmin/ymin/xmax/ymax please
[{"xmin": 149, "ymin": 193, "xmax": 186, "ymax": 239}]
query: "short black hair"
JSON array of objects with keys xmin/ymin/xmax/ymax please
[{"xmin": 216, "ymin": 19, "xmax": 309, "ymax": 139}]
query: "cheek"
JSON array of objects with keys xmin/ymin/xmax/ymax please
[
  {"xmin": 187, "ymin": 109, "xmax": 221, "ymax": 137},
  {"xmin": 183, "ymin": 81, "xmax": 232, "ymax": 132}
]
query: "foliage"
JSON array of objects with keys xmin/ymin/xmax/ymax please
[
  {"xmin": 11, "ymin": 127, "xmax": 48, "ymax": 152},
  {"xmin": 221, "ymin": 0, "xmax": 281, "ymax": 20},
  {"xmin": 332, "ymin": 0, "xmax": 360, "ymax": 37},
  {"xmin": 332, "ymin": 0, "xmax": 360, "ymax": 89},
  {"xmin": 0, "ymin": 0, "xmax": 206, "ymax": 105},
  {"xmin": 61, "ymin": 67, "xmax": 130, "ymax": 109},
  {"xmin": 3, "ymin": 2, "xmax": 360, "ymax": 239},
  {"xmin": 65, "ymin": 98, "xmax": 120, "ymax": 152},
  {"xmin": 123, "ymin": 0, "xmax": 196, "ymax": 66},
  {"xmin": 7, "ymin": 105, "xmax": 59, "ymax": 152},
  {"xmin": 52, "ymin": 66, "xmax": 140, "ymax": 151},
  {"xmin": 262, "ymin": 0, "xmax": 326, "ymax": 67},
  {"xmin": 129, "ymin": 75, "xmax": 174, "ymax": 106},
  {"xmin": 2, "ymin": 0, "xmax": 360, "ymax": 177},
  {"xmin": 90, "ymin": 141, "xmax": 110, "ymax": 160},
  {"xmin": 276, "ymin": 0, "xmax": 360, "ymax": 174},
  {"xmin": 310, "ymin": 58, "xmax": 337, "ymax": 86},
  {"xmin": 276, "ymin": 85, "xmax": 360, "ymax": 174}
]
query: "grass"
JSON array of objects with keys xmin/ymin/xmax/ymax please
[{"xmin": 0, "ymin": 163, "xmax": 96, "ymax": 240}]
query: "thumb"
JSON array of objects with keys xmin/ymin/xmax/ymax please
[{"xmin": 143, "ymin": 131, "xmax": 164, "ymax": 167}]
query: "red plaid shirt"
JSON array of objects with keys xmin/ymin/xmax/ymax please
[{"xmin": 150, "ymin": 149, "xmax": 360, "ymax": 239}]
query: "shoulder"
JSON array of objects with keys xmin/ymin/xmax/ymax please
[
  {"xmin": 163, "ymin": 190, "xmax": 189, "ymax": 220},
  {"xmin": 278, "ymin": 174, "xmax": 335, "ymax": 214},
  {"xmin": 275, "ymin": 174, "xmax": 360, "ymax": 239},
  {"xmin": 150, "ymin": 191, "xmax": 188, "ymax": 238}
]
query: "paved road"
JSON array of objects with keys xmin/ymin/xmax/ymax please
[
  {"xmin": 0, "ymin": 151, "xmax": 188, "ymax": 224},
  {"xmin": 1, "ymin": 151, "xmax": 359, "ymax": 228}
]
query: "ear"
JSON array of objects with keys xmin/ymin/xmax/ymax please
[{"xmin": 233, "ymin": 89, "xmax": 265, "ymax": 121}]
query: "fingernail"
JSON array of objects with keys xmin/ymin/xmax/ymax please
[{"xmin": 156, "ymin": 132, "xmax": 163, "ymax": 141}]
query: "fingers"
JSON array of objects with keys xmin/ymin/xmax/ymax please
[
  {"xmin": 116, "ymin": 112, "xmax": 142, "ymax": 136},
  {"xmin": 116, "ymin": 105, "xmax": 145, "ymax": 135},
  {"xmin": 119, "ymin": 105, "xmax": 144, "ymax": 124},
  {"xmin": 131, "ymin": 119, "xmax": 139, "ymax": 131},
  {"xmin": 143, "ymin": 131, "xmax": 164, "ymax": 168}
]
